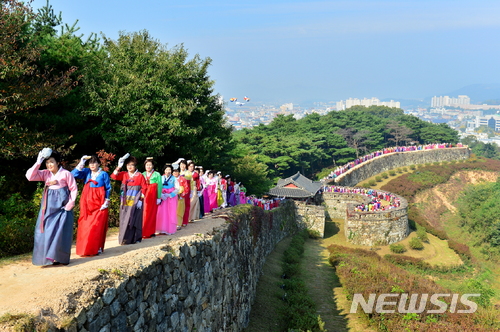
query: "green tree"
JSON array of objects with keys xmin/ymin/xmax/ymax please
[
  {"xmin": 420, "ymin": 123, "xmax": 459, "ymax": 144},
  {"xmin": 336, "ymin": 127, "xmax": 371, "ymax": 158},
  {"xmin": 386, "ymin": 120, "xmax": 414, "ymax": 146},
  {"xmin": 0, "ymin": 0, "xmax": 77, "ymax": 159},
  {"xmin": 83, "ymin": 30, "xmax": 231, "ymax": 165}
]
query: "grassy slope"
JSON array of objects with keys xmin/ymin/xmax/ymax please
[
  {"xmin": 243, "ymin": 237, "xmax": 291, "ymax": 332},
  {"xmin": 247, "ymin": 165, "xmax": 500, "ymax": 331}
]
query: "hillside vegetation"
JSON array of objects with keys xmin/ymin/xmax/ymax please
[{"xmin": 233, "ymin": 106, "xmax": 459, "ymax": 182}]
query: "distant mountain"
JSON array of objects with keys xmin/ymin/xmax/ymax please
[{"xmin": 441, "ymin": 84, "xmax": 500, "ymax": 104}]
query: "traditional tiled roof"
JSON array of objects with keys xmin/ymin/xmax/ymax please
[{"xmin": 268, "ymin": 172, "xmax": 322, "ymax": 198}]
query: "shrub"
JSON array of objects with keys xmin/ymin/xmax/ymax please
[
  {"xmin": 389, "ymin": 243, "xmax": 407, "ymax": 254},
  {"xmin": 375, "ymin": 176, "xmax": 382, "ymax": 182},
  {"xmin": 280, "ymin": 231, "xmax": 324, "ymax": 332},
  {"xmin": 416, "ymin": 227, "xmax": 429, "ymax": 243},
  {"xmin": 409, "ymin": 237, "xmax": 424, "ymax": 250},
  {"xmin": 381, "ymin": 172, "xmax": 389, "ymax": 179},
  {"xmin": 328, "ymin": 245, "xmax": 488, "ymax": 331},
  {"xmin": 409, "ymin": 165, "xmax": 416, "ymax": 170},
  {"xmin": 0, "ymin": 191, "xmax": 40, "ymax": 257},
  {"xmin": 403, "ymin": 167, "xmax": 408, "ymax": 172},
  {"xmin": 368, "ymin": 180, "xmax": 376, "ymax": 187},
  {"xmin": 388, "ymin": 170, "xmax": 396, "ymax": 176},
  {"xmin": 307, "ymin": 229, "xmax": 321, "ymax": 239},
  {"xmin": 361, "ymin": 182, "xmax": 371, "ymax": 188},
  {"xmin": 397, "ymin": 168, "xmax": 403, "ymax": 173},
  {"xmin": 433, "ymin": 161, "xmax": 441, "ymax": 165}
]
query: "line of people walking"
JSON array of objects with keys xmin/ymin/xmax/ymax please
[{"xmin": 25, "ymin": 149, "xmax": 247, "ymax": 266}]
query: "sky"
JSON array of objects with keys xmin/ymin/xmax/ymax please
[{"xmin": 31, "ymin": 0, "xmax": 500, "ymax": 106}]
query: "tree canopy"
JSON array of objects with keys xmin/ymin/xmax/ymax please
[
  {"xmin": 233, "ymin": 106, "xmax": 459, "ymax": 181},
  {"xmin": 83, "ymin": 30, "xmax": 231, "ymax": 165}
]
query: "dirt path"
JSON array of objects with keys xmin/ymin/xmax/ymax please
[
  {"xmin": 302, "ymin": 238, "xmax": 349, "ymax": 332},
  {"xmin": 0, "ymin": 213, "xmax": 228, "ymax": 318}
]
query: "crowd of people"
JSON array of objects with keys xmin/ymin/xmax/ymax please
[
  {"xmin": 324, "ymin": 143, "xmax": 464, "ymax": 181},
  {"xmin": 25, "ymin": 149, "xmax": 251, "ymax": 266},
  {"xmin": 322, "ymin": 185, "xmax": 402, "ymax": 212}
]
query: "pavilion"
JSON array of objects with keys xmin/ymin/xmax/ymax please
[{"xmin": 268, "ymin": 172, "xmax": 323, "ymax": 200}]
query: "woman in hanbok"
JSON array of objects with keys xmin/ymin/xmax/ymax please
[
  {"xmin": 202, "ymin": 169, "xmax": 212, "ymax": 214},
  {"xmin": 197, "ymin": 166, "xmax": 205, "ymax": 218},
  {"xmin": 226, "ymin": 175, "xmax": 235, "ymax": 207},
  {"xmin": 111, "ymin": 154, "xmax": 147, "ymax": 245},
  {"xmin": 156, "ymin": 164, "xmax": 179, "ymax": 235},
  {"xmin": 216, "ymin": 171, "xmax": 224, "ymax": 208},
  {"xmin": 220, "ymin": 174, "xmax": 228, "ymax": 208},
  {"xmin": 207, "ymin": 171, "xmax": 218, "ymax": 211},
  {"xmin": 26, "ymin": 149, "xmax": 78, "ymax": 266},
  {"xmin": 72, "ymin": 155, "xmax": 111, "ymax": 256},
  {"xmin": 179, "ymin": 159, "xmax": 192, "ymax": 227},
  {"xmin": 188, "ymin": 161, "xmax": 200, "ymax": 222},
  {"xmin": 239, "ymin": 184, "xmax": 247, "ymax": 204},
  {"xmin": 232, "ymin": 182, "xmax": 240, "ymax": 206},
  {"xmin": 173, "ymin": 164, "xmax": 189, "ymax": 229},
  {"xmin": 142, "ymin": 158, "xmax": 162, "ymax": 238}
]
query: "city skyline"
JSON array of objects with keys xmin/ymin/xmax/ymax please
[{"xmin": 32, "ymin": 0, "xmax": 500, "ymax": 105}]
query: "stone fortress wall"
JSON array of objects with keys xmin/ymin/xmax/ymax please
[
  {"xmin": 334, "ymin": 147, "xmax": 471, "ymax": 187},
  {"xmin": 319, "ymin": 191, "xmax": 409, "ymax": 246},
  {"xmin": 317, "ymin": 147, "xmax": 470, "ymax": 246},
  {"xmin": 62, "ymin": 148, "xmax": 470, "ymax": 331},
  {"xmin": 65, "ymin": 202, "xmax": 299, "ymax": 332}
]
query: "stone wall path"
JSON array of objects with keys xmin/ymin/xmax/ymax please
[{"xmin": 0, "ymin": 213, "xmax": 228, "ymax": 320}]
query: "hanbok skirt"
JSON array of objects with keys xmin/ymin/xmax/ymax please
[
  {"xmin": 143, "ymin": 182, "xmax": 159, "ymax": 238},
  {"xmin": 203, "ymin": 188, "xmax": 211, "ymax": 213},
  {"xmin": 156, "ymin": 187, "xmax": 178, "ymax": 234},
  {"xmin": 177, "ymin": 197, "xmax": 185, "ymax": 226},
  {"xmin": 189, "ymin": 188, "xmax": 200, "ymax": 221},
  {"xmin": 199, "ymin": 193, "xmax": 205, "ymax": 218},
  {"xmin": 208, "ymin": 185, "xmax": 218, "ymax": 210},
  {"xmin": 76, "ymin": 184, "xmax": 108, "ymax": 256},
  {"xmin": 182, "ymin": 180, "xmax": 191, "ymax": 226},
  {"xmin": 118, "ymin": 184, "xmax": 143, "ymax": 245},
  {"xmin": 239, "ymin": 192, "xmax": 246, "ymax": 204},
  {"xmin": 229, "ymin": 193, "xmax": 237, "ymax": 207},
  {"xmin": 216, "ymin": 189, "xmax": 223, "ymax": 207},
  {"xmin": 32, "ymin": 187, "xmax": 74, "ymax": 266}
]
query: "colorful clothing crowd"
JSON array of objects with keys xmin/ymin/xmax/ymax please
[
  {"xmin": 322, "ymin": 186, "xmax": 402, "ymax": 212},
  {"xmin": 246, "ymin": 196, "xmax": 283, "ymax": 210},
  {"xmin": 325, "ymin": 143, "xmax": 464, "ymax": 181},
  {"xmin": 25, "ymin": 150, "xmax": 253, "ymax": 266}
]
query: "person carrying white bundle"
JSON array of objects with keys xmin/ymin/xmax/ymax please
[
  {"xmin": 71, "ymin": 154, "xmax": 111, "ymax": 256},
  {"xmin": 26, "ymin": 149, "xmax": 78, "ymax": 266}
]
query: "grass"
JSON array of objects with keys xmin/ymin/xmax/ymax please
[
  {"xmin": 0, "ymin": 253, "xmax": 32, "ymax": 268},
  {"xmin": 442, "ymin": 211, "xmax": 500, "ymax": 305},
  {"xmin": 301, "ymin": 237, "xmax": 348, "ymax": 332},
  {"xmin": 243, "ymin": 237, "xmax": 291, "ymax": 332}
]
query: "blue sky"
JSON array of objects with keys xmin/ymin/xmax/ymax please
[{"xmin": 32, "ymin": 0, "xmax": 500, "ymax": 105}]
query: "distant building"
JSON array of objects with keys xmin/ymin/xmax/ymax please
[
  {"xmin": 474, "ymin": 115, "xmax": 500, "ymax": 132},
  {"xmin": 280, "ymin": 103, "xmax": 293, "ymax": 112},
  {"xmin": 336, "ymin": 98, "xmax": 400, "ymax": 111},
  {"xmin": 431, "ymin": 95, "xmax": 470, "ymax": 107}
]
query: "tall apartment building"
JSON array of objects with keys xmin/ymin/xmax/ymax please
[
  {"xmin": 336, "ymin": 98, "xmax": 400, "ymax": 111},
  {"xmin": 431, "ymin": 95, "xmax": 470, "ymax": 107},
  {"xmin": 474, "ymin": 115, "xmax": 500, "ymax": 132}
]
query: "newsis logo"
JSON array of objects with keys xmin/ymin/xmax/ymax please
[{"xmin": 350, "ymin": 293, "xmax": 480, "ymax": 314}]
